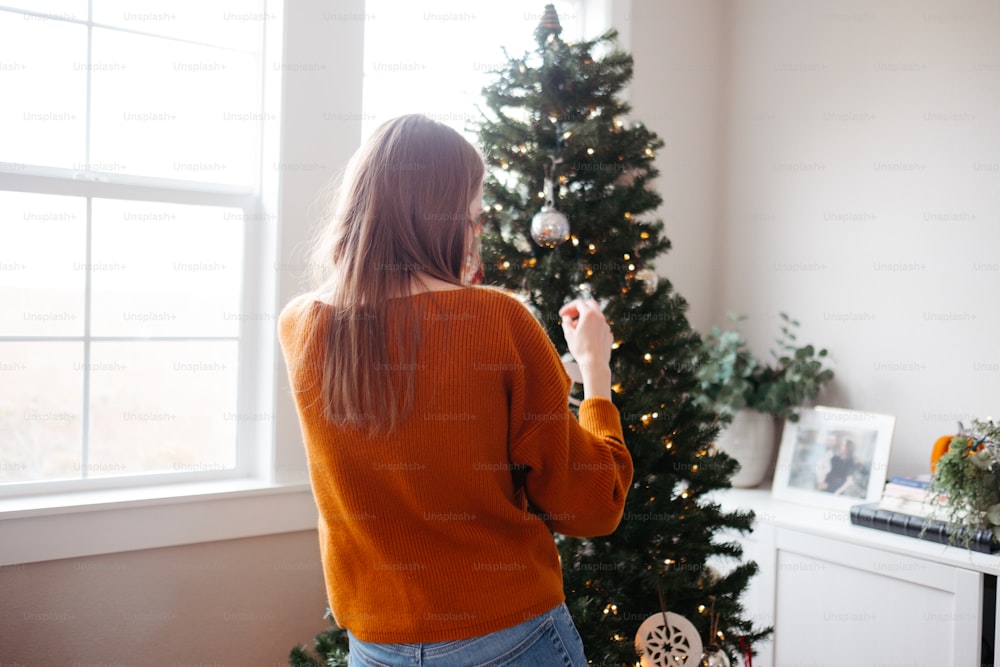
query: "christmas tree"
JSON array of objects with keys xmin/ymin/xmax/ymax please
[{"xmin": 473, "ymin": 5, "xmax": 770, "ymax": 665}]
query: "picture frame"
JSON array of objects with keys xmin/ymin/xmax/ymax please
[{"xmin": 771, "ymin": 406, "xmax": 895, "ymax": 510}]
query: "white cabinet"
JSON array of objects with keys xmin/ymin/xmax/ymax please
[{"xmin": 717, "ymin": 490, "xmax": 997, "ymax": 667}]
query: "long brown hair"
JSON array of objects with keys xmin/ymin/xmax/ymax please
[{"xmin": 305, "ymin": 114, "xmax": 484, "ymax": 433}]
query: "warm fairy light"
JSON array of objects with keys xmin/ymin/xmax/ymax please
[
  {"xmin": 585, "ymin": 269, "xmax": 594, "ymax": 277},
  {"xmin": 538, "ymin": 191, "xmax": 545, "ymax": 198},
  {"xmin": 623, "ymin": 253, "xmax": 631, "ymax": 260},
  {"xmin": 664, "ymin": 558, "xmax": 674, "ymax": 566},
  {"xmin": 680, "ymin": 491, "xmax": 689, "ymax": 498},
  {"xmin": 663, "ymin": 439, "xmax": 673, "ymax": 449},
  {"xmin": 692, "ymin": 464, "xmax": 699, "ymax": 472},
  {"xmin": 643, "ymin": 353, "xmax": 652, "ymax": 362},
  {"xmin": 527, "ymin": 258, "xmax": 537, "ymax": 267},
  {"xmin": 611, "ymin": 383, "xmax": 622, "ymax": 393},
  {"xmin": 613, "ymin": 634, "xmax": 624, "ymax": 641},
  {"xmin": 645, "ymin": 147, "xmax": 655, "ymax": 157},
  {"xmin": 624, "ymin": 212, "xmax": 631, "ymax": 219},
  {"xmin": 559, "ymin": 175, "xmax": 568, "ymax": 183},
  {"xmin": 587, "ymin": 148, "xmax": 595, "ymax": 155},
  {"xmin": 717, "ymin": 631, "xmax": 725, "ymax": 640},
  {"xmin": 698, "ymin": 605, "xmax": 706, "ymax": 613},
  {"xmin": 615, "ymin": 120, "xmax": 624, "ymax": 128},
  {"xmin": 588, "ymin": 243, "xmax": 596, "ymax": 252},
  {"xmin": 563, "ymin": 130, "xmax": 573, "ymax": 139},
  {"xmin": 628, "ymin": 263, "xmax": 636, "ymax": 271},
  {"xmin": 493, "ymin": 203, "xmax": 503, "ymax": 211},
  {"xmin": 571, "ymin": 236, "xmax": 580, "ymax": 246},
  {"xmin": 501, "ymin": 162, "xmax": 509, "ymax": 170},
  {"xmin": 501, "ymin": 261, "xmax": 510, "ymax": 269},
  {"xmin": 611, "ymin": 340, "xmax": 622, "ymax": 350},
  {"xmin": 640, "ymin": 414, "xmax": 651, "ymax": 425},
  {"xmin": 640, "ymin": 231, "xmax": 649, "ymax": 239}
]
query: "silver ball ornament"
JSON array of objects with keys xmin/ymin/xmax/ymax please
[{"xmin": 530, "ymin": 205, "xmax": 570, "ymax": 247}]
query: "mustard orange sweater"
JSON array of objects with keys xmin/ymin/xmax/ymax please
[{"xmin": 278, "ymin": 286, "xmax": 632, "ymax": 643}]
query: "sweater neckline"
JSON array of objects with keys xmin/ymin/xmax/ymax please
[{"xmin": 311, "ymin": 286, "xmax": 473, "ymax": 307}]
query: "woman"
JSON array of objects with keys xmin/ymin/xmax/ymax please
[{"xmin": 279, "ymin": 114, "xmax": 632, "ymax": 666}]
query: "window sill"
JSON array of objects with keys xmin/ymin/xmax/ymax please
[{"xmin": 0, "ymin": 479, "xmax": 318, "ymax": 566}]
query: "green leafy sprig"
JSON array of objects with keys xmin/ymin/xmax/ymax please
[{"xmin": 692, "ymin": 313, "xmax": 834, "ymax": 422}]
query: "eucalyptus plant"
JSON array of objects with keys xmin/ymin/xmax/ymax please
[
  {"xmin": 692, "ymin": 313, "xmax": 834, "ymax": 422},
  {"xmin": 927, "ymin": 419, "xmax": 1000, "ymax": 548}
]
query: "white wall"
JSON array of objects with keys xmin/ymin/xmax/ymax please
[
  {"xmin": 626, "ymin": 0, "xmax": 1000, "ymax": 475},
  {"xmin": 626, "ymin": 0, "xmax": 728, "ymax": 331},
  {"xmin": 718, "ymin": 0, "xmax": 1000, "ymax": 474}
]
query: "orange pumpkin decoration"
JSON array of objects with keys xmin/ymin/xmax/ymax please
[{"xmin": 930, "ymin": 435, "xmax": 953, "ymax": 474}]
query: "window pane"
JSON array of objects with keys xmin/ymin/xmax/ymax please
[
  {"xmin": 0, "ymin": 342, "xmax": 83, "ymax": 483},
  {"xmin": 0, "ymin": 192, "xmax": 86, "ymax": 336},
  {"xmin": 92, "ymin": 0, "xmax": 264, "ymax": 53},
  {"xmin": 0, "ymin": 12, "xmax": 87, "ymax": 169},
  {"xmin": 1, "ymin": 2, "xmax": 88, "ymax": 20},
  {"xmin": 90, "ymin": 199, "xmax": 245, "ymax": 337},
  {"xmin": 90, "ymin": 28, "xmax": 260, "ymax": 185},
  {"xmin": 88, "ymin": 341, "xmax": 238, "ymax": 477}
]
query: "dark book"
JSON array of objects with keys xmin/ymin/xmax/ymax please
[{"xmin": 850, "ymin": 503, "xmax": 997, "ymax": 554}]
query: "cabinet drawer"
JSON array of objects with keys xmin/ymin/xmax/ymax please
[{"xmin": 774, "ymin": 528, "xmax": 982, "ymax": 666}]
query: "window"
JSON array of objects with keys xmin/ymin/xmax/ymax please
[
  {"xmin": 0, "ymin": 1, "xmax": 279, "ymax": 494},
  {"xmin": 361, "ymin": 0, "xmax": 585, "ymax": 141}
]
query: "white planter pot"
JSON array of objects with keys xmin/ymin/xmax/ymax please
[{"xmin": 717, "ymin": 408, "xmax": 777, "ymax": 488}]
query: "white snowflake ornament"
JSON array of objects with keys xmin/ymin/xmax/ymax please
[{"xmin": 635, "ymin": 611, "xmax": 703, "ymax": 667}]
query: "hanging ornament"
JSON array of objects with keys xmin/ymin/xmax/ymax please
[
  {"xmin": 697, "ymin": 566, "xmax": 722, "ymax": 590},
  {"xmin": 636, "ymin": 267, "xmax": 658, "ymax": 295},
  {"xmin": 738, "ymin": 636, "xmax": 754, "ymax": 667},
  {"xmin": 635, "ymin": 611, "xmax": 703, "ymax": 667},
  {"xmin": 699, "ymin": 595, "xmax": 730, "ymax": 667},
  {"xmin": 701, "ymin": 645, "xmax": 731, "ymax": 667},
  {"xmin": 531, "ymin": 203, "xmax": 570, "ymax": 247},
  {"xmin": 531, "ymin": 159, "xmax": 570, "ymax": 247},
  {"xmin": 614, "ymin": 166, "xmax": 649, "ymax": 188}
]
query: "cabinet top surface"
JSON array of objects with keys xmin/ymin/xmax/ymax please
[{"xmin": 715, "ymin": 488, "xmax": 1000, "ymax": 574}]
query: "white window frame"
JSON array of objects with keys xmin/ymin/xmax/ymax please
[
  {"xmin": 0, "ymin": 167, "xmax": 265, "ymax": 496},
  {"xmin": 0, "ymin": 0, "xmax": 332, "ymax": 566}
]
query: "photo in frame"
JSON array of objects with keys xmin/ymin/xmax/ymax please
[{"xmin": 771, "ymin": 406, "xmax": 895, "ymax": 510}]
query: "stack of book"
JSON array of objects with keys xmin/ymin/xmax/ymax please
[
  {"xmin": 876, "ymin": 474, "xmax": 948, "ymax": 519},
  {"xmin": 849, "ymin": 474, "xmax": 997, "ymax": 553}
]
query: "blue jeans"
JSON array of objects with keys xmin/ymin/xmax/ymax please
[{"xmin": 346, "ymin": 602, "xmax": 588, "ymax": 666}]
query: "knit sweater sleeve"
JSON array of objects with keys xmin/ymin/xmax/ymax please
[{"xmin": 504, "ymin": 298, "xmax": 633, "ymax": 537}]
